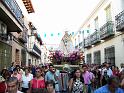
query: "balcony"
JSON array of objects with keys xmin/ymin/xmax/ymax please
[
  {"xmin": 19, "ymin": 31, "xmax": 27, "ymax": 43},
  {"xmin": 115, "ymin": 10, "xmax": 124, "ymax": 31},
  {"xmin": 75, "ymin": 45, "xmax": 78, "ymax": 49},
  {"xmin": 84, "ymin": 36, "xmax": 91, "ymax": 48},
  {"xmin": 0, "ymin": 0, "xmax": 24, "ymax": 32},
  {"xmin": 28, "ymin": 43, "xmax": 41, "ymax": 58},
  {"xmin": 100, "ymin": 21, "xmax": 114, "ymax": 40},
  {"xmin": 18, "ymin": 26, "xmax": 27, "ymax": 43},
  {"xmin": 90, "ymin": 30, "xmax": 100, "ymax": 45},
  {"xmin": 79, "ymin": 41, "xmax": 84, "ymax": 48}
]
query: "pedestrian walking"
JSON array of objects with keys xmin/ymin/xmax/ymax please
[
  {"xmin": 68, "ymin": 68, "xmax": 86, "ymax": 93},
  {"xmin": 29, "ymin": 67, "xmax": 46, "ymax": 93}
]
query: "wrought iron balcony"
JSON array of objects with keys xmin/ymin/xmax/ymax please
[
  {"xmin": 115, "ymin": 10, "xmax": 124, "ymax": 31},
  {"xmin": 79, "ymin": 42, "xmax": 82, "ymax": 46},
  {"xmin": 100, "ymin": 21, "xmax": 114, "ymax": 40},
  {"xmin": 79, "ymin": 41, "xmax": 84, "ymax": 48},
  {"xmin": 90, "ymin": 30, "xmax": 100, "ymax": 45},
  {"xmin": 33, "ymin": 44, "xmax": 41, "ymax": 55},
  {"xmin": 19, "ymin": 31, "xmax": 27, "ymax": 43},
  {"xmin": 84, "ymin": 36, "xmax": 91, "ymax": 48},
  {"xmin": 19, "ymin": 26, "xmax": 27, "ymax": 43},
  {"xmin": 2, "ymin": 0, "xmax": 24, "ymax": 27},
  {"xmin": 75, "ymin": 45, "xmax": 78, "ymax": 49},
  {"xmin": 28, "ymin": 43, "xmax": 41, "ymax": 57}
]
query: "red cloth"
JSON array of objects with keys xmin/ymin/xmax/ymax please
[
  {"xmin": 31, "ymin": 79, "xmax": 45, "ymax": 89},
  {"xmin": 113, "ymin": 70, "xmax": 119, "ymax": 76},
  {"xmin": 0, "ymin": 82, "xmax": 6, "ymax": 93}
]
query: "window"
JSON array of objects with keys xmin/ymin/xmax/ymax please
[
  {"xmin": 104, "ymin": 46, "xmax": 115, "ymax": 65},
  {"xmin": 86, "ymin": 53, "xmax": 92, "ymax": 64},
  {"xmin": 105, "ymin": 5, "xmax": 112, "ymax": 22},
  {"xmin": 0, "ymin": 42, "xmax": 12, "ymax": 70},
  {"xmin": 94, "ymin": 17, "xmax": 99, "ymax": 30},
  {"xmin": 94, "ymin": 51, "xmax": 101, "ymax": 64}
]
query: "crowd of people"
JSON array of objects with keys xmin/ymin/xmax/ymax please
[{"xmin": 0, "ymin": 62, "xmax": 124, "ymax": 93}]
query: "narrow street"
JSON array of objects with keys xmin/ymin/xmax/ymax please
[{"xmin": 0, "ymin": 0, "xmax": 124, "ymax": 93}]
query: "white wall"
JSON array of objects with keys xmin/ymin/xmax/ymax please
[
  {"xmin": 85, "ymin": 34, "xmax": 124, "ymax": 67},
  {"xmin": 76, "ymin": 0, "xmax": 124, "ymax": 67}
]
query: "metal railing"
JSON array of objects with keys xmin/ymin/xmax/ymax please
[
  {"xmin": 90, "ymin": 29, "xmax": 100, "ymax": 45},
  {"xmin": 84, "ymin": 36, "xmax": 91, "ymax": 48},
  {"xmin": 115, "ymin": 10, "xmax": 124, "ymax": 31},
  {"xmin": 100, "ymin": 21, "xmax": 114, "ymax": 40},
  {"xmin": 19, "ymin": 31, "xmax": 27, "ymax": 43}
]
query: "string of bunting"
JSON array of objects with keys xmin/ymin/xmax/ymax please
[{"xmin": 43, "ymin": 29, "xmax": 90, "ymax": 38}]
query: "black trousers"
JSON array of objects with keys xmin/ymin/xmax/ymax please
[{"xmin": 21, "ymin": 87, "xmax": 29, "ymax": 93}]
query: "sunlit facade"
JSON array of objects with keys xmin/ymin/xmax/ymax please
[
  {"xmin": 0, "ymin": 0, "xmax": 28, "ymax": 69},
  {"xmin": 0, "ymin": 0, "xmax": 43, "ymax": 69},
  {"xmin": 74, "ymin": 0, "xmax": 124, "ymax": 67},
  {"xmin": 27, "ymin": 22, "xmax": 42, "ymax": 66}
]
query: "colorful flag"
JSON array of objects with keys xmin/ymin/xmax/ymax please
[
  {"xmin": 44, "ymin": 33, "xmax": 46, "ymax": 37},
  {"xmin": 51, "ymin": 33, "xmax": 53, "ymax": 36},
  {"xmin": 87, "ymin": 30, "xmax": 90, "ymax": 33},
  {"xmin": 72, "ymin": 32, "xmax": 74, "ymax": 35},
  {"xmin": 58, "ymin": 33, "xmax": 60, "ymax": 36}
]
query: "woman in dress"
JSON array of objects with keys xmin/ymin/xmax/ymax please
[
  {"xmin": 68, "ymin": 68, "xmax": 86, "ymax": 93},
  {"xmin": 29, "ymin": 67, "xmax": 46, "ymax": 93}
]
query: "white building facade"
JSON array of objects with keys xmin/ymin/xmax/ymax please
[
  {"xmin": 73, "ymin": 0, "xmax": 124, "ymax": 67},
  {"xmin": 26, "ymin": 22, "xmax": 42, "ymax": 66}
]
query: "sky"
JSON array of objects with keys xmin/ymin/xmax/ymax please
[{"xmin": 27, "ymin": 0, "xmax": 100, "ymax": 48}]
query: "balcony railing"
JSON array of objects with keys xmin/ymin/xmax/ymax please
[
  {"xmin": 84, "ymin": 36, "xmax": 91, "ymax": 48},
  {"xmin": 90, "ymin": 30, "xmax": 100, "ymax": 45},
  {"xmin": 28, "ymin": 43, "xmax": 41, "ymax": 57},
  {"xmin": 100, "ymin": 21, "xmax": 114, "ymax": 40},
  {"xmin": 33, "ymin": 44, "xmax": 41, "ymax": 55},
  {"xmin": 75, "ymin": 45, "xmax": 78, "ymax": 49},
  {"xmin": 2, "ymin": 0, "xmax": 24, "ymax": 27},
  {"xmin": 19, "ymin": 26, "xmax": 27, "ymax": 43},
  {"xmin": 79, "ymin": 42, "xmax": 82, "ymax": 47},
  {"xmin": 115, "ymin": 10, "xmax": 124, "ymax": 31},
  {"xmin": 19, "ymin": 31, "xmax": 27, "ymax": 43}
]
